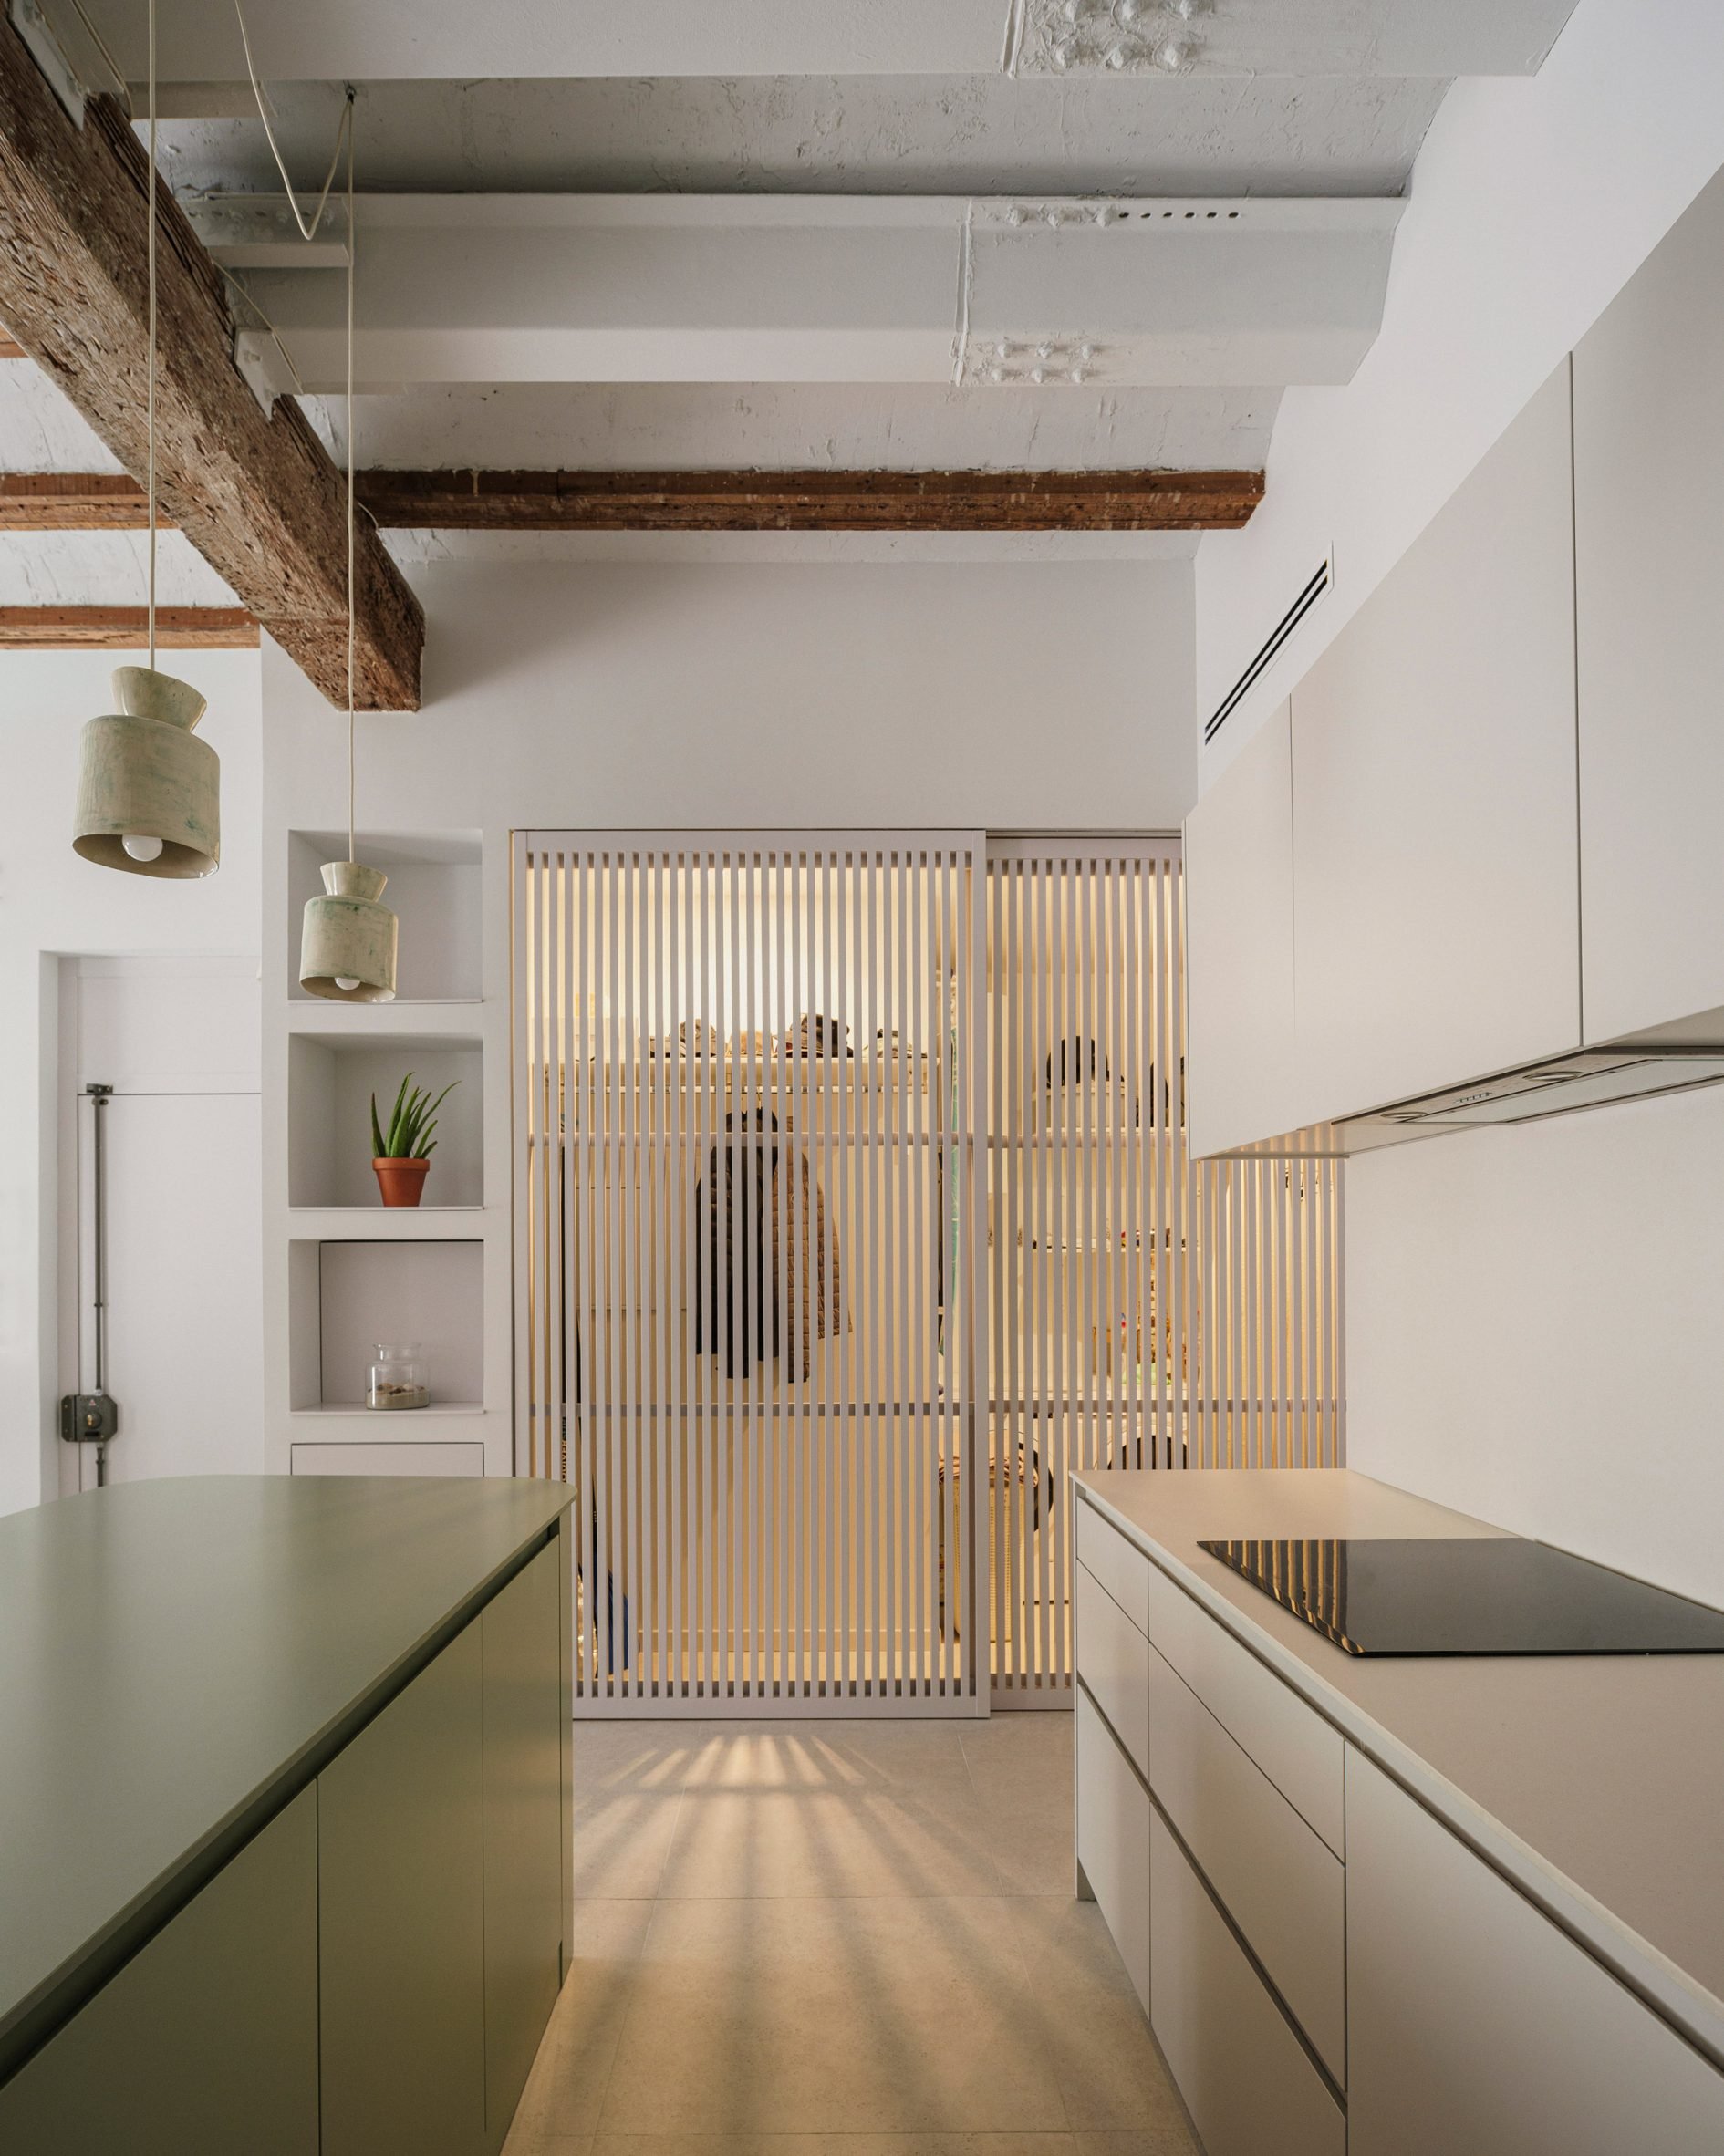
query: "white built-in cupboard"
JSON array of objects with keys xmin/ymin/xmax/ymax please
[
  {"xmin": 1187, "ymin": 167, "xmax": 1724, "ymax": 1155},
  {"xmin": 1572, "ymin": 166, "xmax": 1724, "ymax": 1046},
  {"xmin": 1073, "ymin": 1497, "xmax": 1724, "ymax": 2156}
]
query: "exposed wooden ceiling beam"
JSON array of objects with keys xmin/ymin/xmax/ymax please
[
  {"xmin": 360, "ymin": 467, "xmax": 1265, "ymax": 532},
  {"xmin": 0, "ymin": 604, "xmax": 256, "ymax": 648},
  {"xmin": 0, "ymin": 26, "xmax": 421, "ymax": 707},
  {"xmin": 0, "ymin": 466, "xmax": 1262, "ymax": 534},
  {"xmin": 0, "ymin": 472, "xmax": 159, "ymax": 527}
]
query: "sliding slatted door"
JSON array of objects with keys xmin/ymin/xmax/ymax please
[
  {"xmin": 986, "ymin": 839, "xmax": 1344, "ymax": 1705},
  {"xmin": 514, "ymin": 833, "xmax": 986, "ymax": 1715}
]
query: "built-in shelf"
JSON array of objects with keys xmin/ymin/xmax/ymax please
[
  {"xmin": 289, "ymin": 1238, "xmax": 486, "ymax": 1415},
  {"xmin": 270, "ymin": 825, "xmax": 504, "ymax": 1476},
  {"xmin": 287, "ymin": 1205, "xmax": 493, "ymax": 1242},
  {"xmin": 291, "ymin": 1402, "xmax": 487, "ymax": 1420},
  {"xmin": 286, "ymin": 999, "xmax": 486, "ymax": 1037},
  {"xmin": 289, "ymin": 1032, "xmax": 485, "ymax": 1208},
  {"xmin": 287, "ymin": 830, "xmax": 483, "ymax": 1002}
]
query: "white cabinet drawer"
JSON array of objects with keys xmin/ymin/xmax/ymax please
[
  {"xmin": 1150, "ymin": 1809, "xmax": 1345, "ymax": 2156},
  {"xmin": 1148, "ymin": 1646, "xmax": 1345, "ymax": 2082},
  {"xmin": 1076, "ymin": 1501, "xmax": 1150, "ymax": 1635},
  {"xmin": 1148, "ymin": 1567, "xmax": 1343, "ymax": 1856},
  {"xmin": 1075, "ymin": 1686, "xmax": 1150, "ymax": 2016},
  {"xmin": 1076, "ymin": 1564, "xmax": 1150, "ymax": 1778},
  {"xmin": 1348, "ymin": 1750, "xmax": 1724, "ymax": 2156}
]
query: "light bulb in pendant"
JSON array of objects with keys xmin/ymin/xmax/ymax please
[
  {"xmin": 122, "ymin": 834, "xmax": 165, "ymax": 862},
  {"xmin": 334, "ymin": 975, "xmax": 361, "ymax": 992}
]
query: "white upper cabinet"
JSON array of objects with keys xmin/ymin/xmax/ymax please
[
  {"xmin": 1290, "ymin": 363, "xmax": 1581, "ymax": 1123},
  {"xmin": 1184, "ymin": 700, "xmax": 1301, "ymax": 1156},
  {"xmin": 1573, "ymin": 169, "xmax": 1724, "ymax": 1046}
]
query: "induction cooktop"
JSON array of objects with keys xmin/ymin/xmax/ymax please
[{"xmin": 1197, "ymin": 1536, "xmax": 1724, "ymax": 1656}]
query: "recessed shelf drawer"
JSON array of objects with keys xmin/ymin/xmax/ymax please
[
  {"xmin": 1076, "ymin": 1562, "xmax": 1150, "ymax": 1778},
  {"xmin": 1075, "ymin": 1685, "xmax": 1150, "ymax": 2016},
  {"xmin": 1076, "ymin": 1500, "xmax": 1151, "ymax": 1635},
  {"xmin": 1148, "ymin": 1565, "xmax": 1344, "ymax": 1857},
  {"xmin": 291, "ymin": 1442, "xmax": 485, "ymax": 1477},
  {"xmin": 1150, "ymin": 1808, "xmax": 1345, "ymax": 2156},
  {"xmin": 1148, "ymin": 1644, "xmax": 1345, "ymax": 2083}
]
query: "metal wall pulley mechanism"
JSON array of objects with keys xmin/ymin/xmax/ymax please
[{"xmin": 59, "ymin": 1083, "xmax": 119, "ymax": 1484}]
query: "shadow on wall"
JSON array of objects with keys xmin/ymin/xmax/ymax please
[{"xmin": 415, "ymin": 560, "xmax": 702, "ymax": 705}]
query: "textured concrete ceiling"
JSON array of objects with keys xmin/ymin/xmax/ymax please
[
  {"xmin": 0, "ymin": 0, "xmax": 1584, "ymax": 594},
  {"xmin": 158, "ymin": 72, "xmax": 1447, "ymax": 200},
  {"xmin": 67, "ymin": 0, "xmax": 1581, "ymax": 83}
]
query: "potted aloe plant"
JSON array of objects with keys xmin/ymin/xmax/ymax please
[{"xmin": 370, "ymin": 1073, "xmax": 458, "ymax": 1207}]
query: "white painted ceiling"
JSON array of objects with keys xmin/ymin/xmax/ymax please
[
  {"xmin": 70, "ymin": 2, "xmax": 1583, "ymax": 83},
  {"xmin": 4, "ymin": 0, "xmax": 1582, "ymax": 603}
]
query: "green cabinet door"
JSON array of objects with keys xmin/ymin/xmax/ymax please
[
  {"xmin": 0, "ymin": 1785, "xmax": 318, "ymax": 2156},
  {"xmin": 319, "ymin": 1622, "xmax": 486, "ymax": 2156},
  {"xmin": 482, "ymin": 1540, "xmax": 567, "ymax": 2149}
]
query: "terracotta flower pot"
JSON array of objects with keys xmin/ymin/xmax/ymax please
[{"xmin": 374, "ymin": 1156, "xmax": 431, "ymax": 1208}]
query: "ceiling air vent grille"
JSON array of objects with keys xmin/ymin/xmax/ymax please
[{"xmin": 1205, "ymin": 555, "xmax": 1331, "ymax": 745}]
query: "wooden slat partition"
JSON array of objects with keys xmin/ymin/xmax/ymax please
[
  {"xmin": 985, "ymin": 841, "xmax": 1344, "ymax": 1703},
  {"xmin": 515, "ymin": 833, "xmax": 984, "ymax": 1714},
  {"xmin": 515, "ymin": 833, "xmax": 1343, "ymax": 1717}
]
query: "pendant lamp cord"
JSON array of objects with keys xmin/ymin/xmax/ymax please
[
  {"xmin": 146, "ymin": 0, "xmax": 156, "ymax": 670},
  {"xmin": 345, "ymin": 88, "xmax": 357, "ymax": 866},
  {"xmin": 232, "ymin": 7, "xmax": 358, "ymax": 862},
  {"xmin": 234, "ymin": 4, "xmax": 354, "ymax": 244}
]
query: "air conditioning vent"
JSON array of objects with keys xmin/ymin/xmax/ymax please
[{"xmin": 1205, "ymin": 555, "xmax": 1331, "ymax": 744}]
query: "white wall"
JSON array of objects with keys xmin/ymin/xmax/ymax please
[
  {"xmin": 266, "ymin": 554, "xmax": 1196, "ymax": 834},
  {"xmin": 1195, "ymin": 0, "xmax": 1724, "ymax": 778},
  {"xmin": 1347, "ymin": 1088, "xmax": 1724, "ymax": 1610},
  {"xmin": 0, "ymin": 647, "xmax": 262, "ymax": 1516}
]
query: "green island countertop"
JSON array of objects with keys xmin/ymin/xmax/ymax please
[{"xmin": 0, "ymin": 1474, "xmax": 572, "ymax": 2079}]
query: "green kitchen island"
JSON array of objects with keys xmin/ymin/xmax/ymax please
[{"xmin": 0, "ymin": 1474, "xmax": 575, "ymax": 2156}]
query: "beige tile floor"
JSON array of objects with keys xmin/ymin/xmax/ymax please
[{"xmin": 504, "ymin": 1715, "xmax": 1199, "ymax": 2156}]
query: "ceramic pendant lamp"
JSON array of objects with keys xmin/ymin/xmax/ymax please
[
  {"xmin": 297, "ymin": 88, "xmax": 398, "ymax": 1003},
  {"xmin": 72, "ymin": 0, "xmax": 218, "ymax": 878}
]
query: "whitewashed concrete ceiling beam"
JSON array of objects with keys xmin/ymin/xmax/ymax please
[
  {"xmin": 157, "ymin": 74, "xmax": 1442, "ymax": 199},
  {"xmin": 64, "ymin": 0, "xmax": 1581, "ymax": 83},
  {"xmin": 235, "ymin": 193, "xmax": 1401, "ymax": 393},
  {"xmin": 304, "ymin": 382, "xmax": 1283, "ymax": 478}
]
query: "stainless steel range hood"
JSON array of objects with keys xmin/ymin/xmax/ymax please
[
  {"xmin": 1214, "ymin": 1044, "xmax": 1724, "ymax": 1158},
  {"xmin": 1344, "ymin": 1046, "xmax": 1724, "ymax": 1139}
]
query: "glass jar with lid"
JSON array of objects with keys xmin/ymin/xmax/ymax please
[{"xmin": 367, "ymin": 1342, "xmax": 430, "ymax": 1412}]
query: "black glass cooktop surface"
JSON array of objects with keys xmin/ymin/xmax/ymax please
[{"xmin": 1197, "ymin": 1537, "xmax": 1724, "ymax": 1656}]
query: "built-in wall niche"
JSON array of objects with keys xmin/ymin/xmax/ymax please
[
  {"xmin": 290, "ymin": 1239, "xmax": 484, "ymax": 1412},
  {"xmin": 289, "ymin": 1032, "xmax": 484, "ymax": 1208},
  {"xmin": 286, "ymin": 830, "xmax": 482, "ymax": 1002}
]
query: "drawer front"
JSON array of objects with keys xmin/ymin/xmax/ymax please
[
  {"xmin": 1076, "ymin": 1562, "xmax": 1150, "ymax": 1778},
  {"xmin": 1150, "ymin": 1809, "xmax": 1345, "ymax": 2156},
  {"xmin": 1148, "ymin": 1566, "xmax": 1344, "ymax": 1856},
  {"xmin": 1348, "ymin": 1749, "xmax": 1724, "ymax": 2156},
  {"xmin": 1075, "ymin": 1685, "xmax": 1151, "ymax": 2015},
  {"xmin": 1148, "ymin": 1646, "xmax": 1345, "ymax": 2082},
  {"xmin": 1076, "ymin": 1501, "xmax": 1151, "ymax": 1635}
]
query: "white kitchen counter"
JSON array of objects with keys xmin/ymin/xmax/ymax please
[{"xmin": 1071, "ymin": 1467, "xmax": 1724, "ymax": 2071}]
